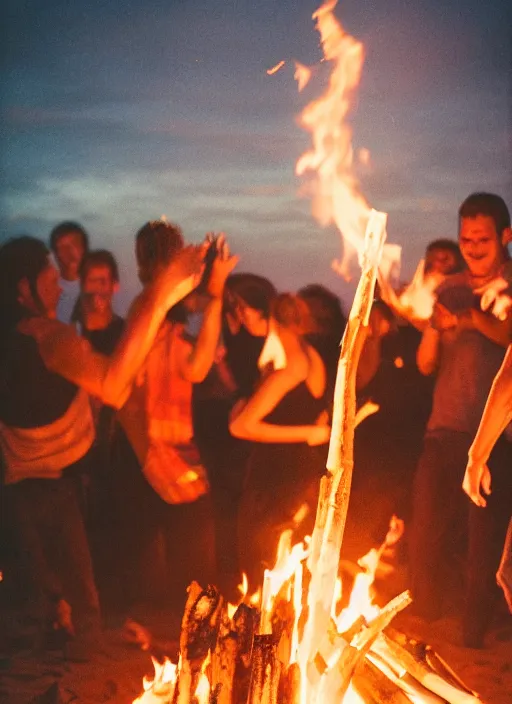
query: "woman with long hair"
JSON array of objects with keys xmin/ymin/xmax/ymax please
[{"xmin": 230, "ymin": 293, "xmax": 330, "ymax": 587}]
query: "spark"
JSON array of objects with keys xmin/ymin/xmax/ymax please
[{"xmin": 266, "ymin": 60, "xmax": 286, "ymax": 75}]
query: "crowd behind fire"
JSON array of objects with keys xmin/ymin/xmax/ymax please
[{"xmin": 0, "ymin": 191, "xmax": 511, "ymax": 662}]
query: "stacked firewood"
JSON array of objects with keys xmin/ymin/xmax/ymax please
[{"xmin": 136, "ymin": 579, "xmax": 481, "ymax": 704}]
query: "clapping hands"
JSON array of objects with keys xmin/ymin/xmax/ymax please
[{"xmin": 204, "ymin": 233, "xmax": 239, "ymax": 299}]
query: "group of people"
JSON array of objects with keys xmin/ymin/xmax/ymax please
[{"xmin": 0, "ymin": 191, "xmax": 511, "ymax": 662}]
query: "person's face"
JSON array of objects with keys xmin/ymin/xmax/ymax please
[
  {"xmin": 425, "ymin": 247, "xmax": 460, "ymax": 276},
  {"xmin": 238, "ymin": 301, "xmax": 268, "ymax": 337},
  {"xmin": 81, "ymin": 264, "xmax": 117, "ymax": 315},
  {"xmin": 16, "ymin": 259, "xmax": 62, "ymax": 320},
  {"xmin": 459, "ymin": 215, "xmax": 505, "ymax": 279},
  {"xmin": 54, "ymin": 232, "xmax": 85, "ymax": 279}
]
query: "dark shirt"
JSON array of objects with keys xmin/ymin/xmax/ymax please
[
  {"xmin": 356, "ymin": 324, "xmax": 433, "ymax": 458},
  {"xmin": 427, "ymin": 273, "xmax": 506, "ymax": 436},
  {"xmin": 0, "ymin": 330, "xmax": 78, "ymax": 428},
  {"xmin": 223, "ymin": 325, "xmax": 265, "ymax": 399},
  {"xmin": 81, "ymin": 315, "xmax": 125, "ymax": 356}
]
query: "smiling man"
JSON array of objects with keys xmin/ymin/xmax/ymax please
[
  {"xmin": 79, "ymin": 249, "xmax": 124, "ymax": 355},
  {"xmin": 409, "ymin": 192, "xmax": 512, "ymax": 648}
]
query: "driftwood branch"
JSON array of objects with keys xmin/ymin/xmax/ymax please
[
  {"xmin": 299, "ymin": 211, "xmax": 388, "ymax": 686},
  {"xmin": 371, "ymin": 632, "xmax": 483, "ymax": 704}
]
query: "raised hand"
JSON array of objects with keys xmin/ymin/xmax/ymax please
[
  {"xmin": 161, "ymin": 244, "xmax": 207, "ymax": 306},
  {"xmin": 205, "ymin": 233, "xmax": 239, "ymax": 299}
]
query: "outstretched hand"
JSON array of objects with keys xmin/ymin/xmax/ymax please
[
  {"xmin": 462, "ymin": 458, "xmax": 492, "ymax": 508},
  {"xmin": 205, "ymin": 233, "xmax": 239, "ymax": 298},
  {"xmin": 161, "ymin": 244, "xmax": 207, "ymax": 306}
]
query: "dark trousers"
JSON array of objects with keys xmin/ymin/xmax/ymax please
[
  {"xmin": 409, "ymin": 431, "xmax": 512, "ymax": 645},
  {"xmin": 194, "ymin": 398, "xmax": 251, "ymax": 600},
  {"xmin": 6, "ymin": 456, "xmax": 100, "ymax": 641}
]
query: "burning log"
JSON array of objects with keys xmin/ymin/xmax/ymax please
[
  {"xmin": 247, "ymin": 634, "xmax": 281, "ymax": 704},
  {"xmin": 210, "ymin": 607, "xmax": 238, "ymax": 704},
  {"xmin": 231, "ymin": 604, "xmax": 258, "ymax": 704},
  {"xmin": 210, "ymin": 602, "xmax": 259, "ymax": 704},
  {"xmin": 174, "ymin": 582, "xmax": 223, "ymax": 704},
  {"xmin": 232, "ymin": 603, "xmax": 257, "ymax": 667}
]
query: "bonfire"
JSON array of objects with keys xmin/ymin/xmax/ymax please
[{"xmin": 134, "ymin": 2, "xmax": 483, "ymax": 702}]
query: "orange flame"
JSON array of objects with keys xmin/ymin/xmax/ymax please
[
  {"xmin": 133, "ymin": 657, "xmax": 178, "ymax": 703},
  {"xmin": 296, "ymin": 0, "xmax": 401, "ymax": 282},
  {"xmin": 227, "ymin": 572, "xmax": 249, "ymax": 619}
]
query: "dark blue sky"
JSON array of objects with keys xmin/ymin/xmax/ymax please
[{"xmin": 1, "ymin": 0, "xmax": 510, "ymax": 309}]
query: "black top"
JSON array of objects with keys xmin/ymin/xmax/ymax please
[
  {"xmin": 0, "ymin": 330, "xmax": 78, "ymax": 428},
  {"xmin": 246, "ymin": 381, "xmax": 328, "ymax": 492},
  {"xmin": 82, "ymin": 315, "xmax": 125, "ymax": 356}
]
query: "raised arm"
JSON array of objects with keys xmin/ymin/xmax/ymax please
[
  {"xmin": 416, "ymin": 325, "xmax": 442, "ymax": 375},
  {"xmin": 180, "ymin": 235, "xmax": 238, "ymax": 383},
  {"xmin": 463, "ymin": 344, "xmax": 512, "ymax": 506},
  {"xmin": 416, "ymin": 302, "xmax": 457, "ymax": 375},
  {"xmin": 229, "ymin": 366, "xmax": 329, "ymax": 445},
  {"xmin": 22, "ymin": 246, "xmax": 205, "ymax": 408}
]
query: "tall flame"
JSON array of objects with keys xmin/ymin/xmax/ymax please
[{"xmin": 296, "ymin": 0, "xmax": 401, "ymax": 282}]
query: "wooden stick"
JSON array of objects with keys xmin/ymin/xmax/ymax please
[
  {"xmin": 210, "ymin": 606, "xmax": 238, "ymax": 704},
  {"xmin": 335, "ymin": 590, "xmax": 412, "ymax": 699},
  {"xmin": 372, "ymin": 633, "xmax": 483, "ymax": 704},
  {"xmin": 299, "ymin": 211, "xmax": 388, "ymax": 685},
  {"xmin": 352, "ymin": 658, "xmax": 412, "ymax": 704},
  {"xmin": 232, "ymin": 604, "xmax": 257, "ymax": 704}
]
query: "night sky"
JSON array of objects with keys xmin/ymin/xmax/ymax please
[{"xmin": 1, "ymin": 0, "xmax": 510, "ymax": 311}]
